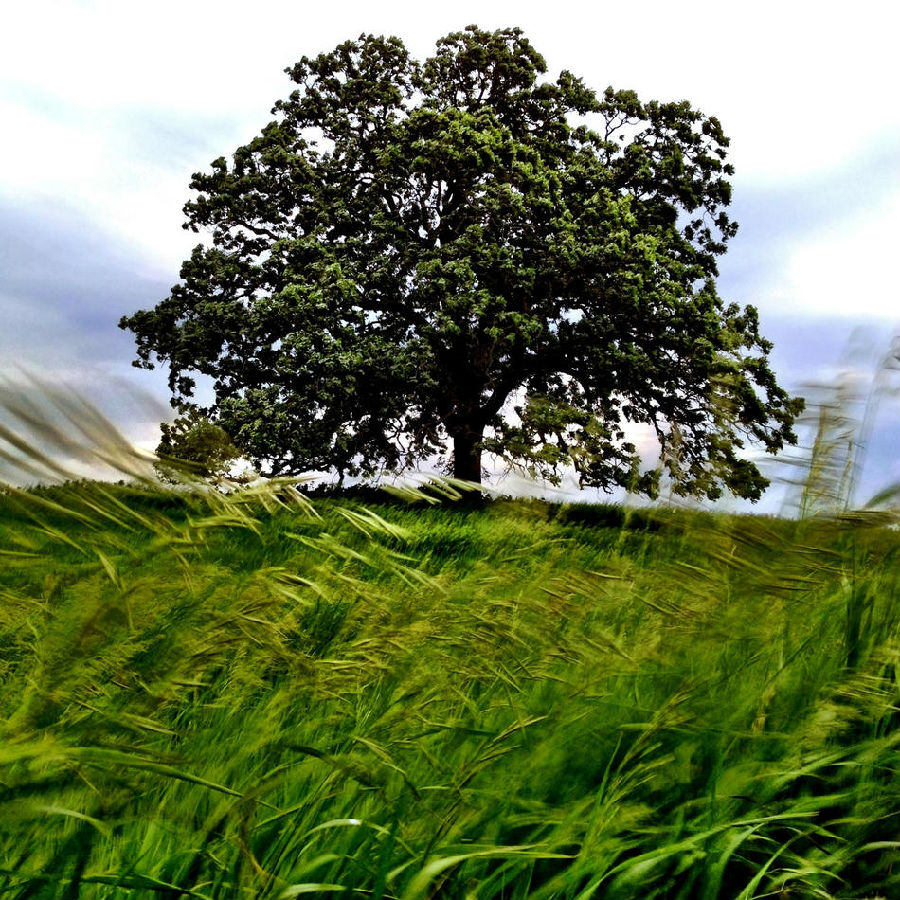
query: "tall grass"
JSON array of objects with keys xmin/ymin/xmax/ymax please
[{"xmin": 0, "ymin": 382, "xmax": 898, "ymax": 899}]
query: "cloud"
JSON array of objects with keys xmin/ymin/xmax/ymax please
[
  {"xmin": 0, "ymin": 195, "xmax": 172, "ymax": 362},
  {"xmin": 0, "ymin": 194, "xmax": 185, "ymax": 457},
  {"xmin": 719, "ymin": 138, "xmax": 899, "ymax": 320},
  {"xmin": 778, "ymin": 198, "xmax": 899, "ymax": 319}
]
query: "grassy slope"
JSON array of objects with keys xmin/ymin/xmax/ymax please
[{"xmin": 0, "ymin": 481, "xmax": 898, "ymax": 899}]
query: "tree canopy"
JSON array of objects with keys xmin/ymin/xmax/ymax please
[
  {"xmin": 121, "ymin": 25, "xmax": 803, "ymax": 500},
  {"xmin": 154, "ymin": 409, "xmax": 242, "ymax": 483}
]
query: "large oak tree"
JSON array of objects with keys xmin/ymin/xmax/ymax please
[{"xmin": 121, "ymin": 26, "xmax": 802, "ymax": 499}]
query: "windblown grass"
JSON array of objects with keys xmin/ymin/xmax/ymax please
[{"xmin": 0, "ymin": 384, "xmax": 898, "ymax": 898}]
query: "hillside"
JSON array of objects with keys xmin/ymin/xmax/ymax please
[{"xmin": 1, "ymin": 481, "xmax": 898, "ymax": 899}]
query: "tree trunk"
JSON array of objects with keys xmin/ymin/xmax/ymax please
[{"xmin": 452, "ymin": 430, "xmax": 483, "ymax": 483}]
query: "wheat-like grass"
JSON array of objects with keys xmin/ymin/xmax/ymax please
[{"xmin": 0, "ymin": 376, "xmax": 897, "ymax": 898}]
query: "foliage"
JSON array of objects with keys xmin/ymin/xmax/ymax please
[
  {"xmin": 119, "ymin": 26, "xmax": 802, "ymax": 497},
  {"xmin": 154, "ymin": 408, "xmax": 243, "ymax": 483}
]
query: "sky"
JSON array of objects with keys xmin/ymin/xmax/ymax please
[{"xmin": 0, "ymin": 0, "xmax": 898, "ymax": 508}]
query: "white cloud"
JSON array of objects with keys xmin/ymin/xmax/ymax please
[
  {"xmin": 6, "ymin": 2, "xmax": 899, "ymax": 167},
  {"xmin": 776, "ymin": 192, "xmax": 900, "ymax": 319}
]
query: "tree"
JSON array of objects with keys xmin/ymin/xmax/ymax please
[
  {"xmin": 154, "ymin": 409, "xmax": 242, "ymax": 483},
  {"xmin": 121, "ymin": 25, "xmax": 803, "ymax": 500}
]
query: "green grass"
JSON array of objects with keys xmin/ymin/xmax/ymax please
[{"xmin": 1, "ymin": 476, "xmax": 898, "ymax": 899}]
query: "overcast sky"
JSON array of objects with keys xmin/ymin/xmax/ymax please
[{"xmin": 1, "ymin": 0, "xmax": 897, "ymax": 507}]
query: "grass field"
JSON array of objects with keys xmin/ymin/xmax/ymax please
[{"xmin": 1, "ymin": 473, "xmax": 898, "ymax": 899}]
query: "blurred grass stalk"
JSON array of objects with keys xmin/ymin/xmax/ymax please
[{"xmin": 784, "ymin": 333, "xmax": 900, "ymax": 518}]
